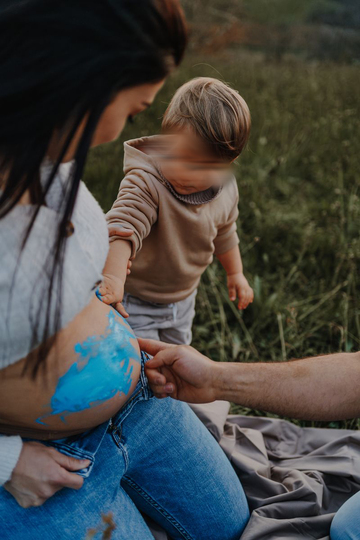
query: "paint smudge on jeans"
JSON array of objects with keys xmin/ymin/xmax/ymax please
[{"xmin": 36, "ymin": 311, "xmax": 140, "ymax": 425}]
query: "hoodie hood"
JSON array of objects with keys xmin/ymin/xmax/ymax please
[
  {"xmin": 123, "ymin": 136, "xmax": 165, "ymax": 180},
  {"xmin": 123, "ymin": 135, "xmax": 223, "ymax": 206}
]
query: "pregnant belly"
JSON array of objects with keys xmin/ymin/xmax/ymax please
[{"xmin": 0, "ymin": 298, "xmax": 142, "ymax": 439}]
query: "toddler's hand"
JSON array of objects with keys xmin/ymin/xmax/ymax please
[
  {"xmin": 97, "ymin": 274, "xmax": 129, "ymax": 318},
  {"xmin": 227, "ymin": 272, "xmax": 254, "ymax": 310}
]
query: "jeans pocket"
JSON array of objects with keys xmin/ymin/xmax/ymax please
[
  {"xmin": 45, "ymin": 420, "xmax": 110, "ymax": 479},
  {"xmin": 47, "ymin": 442, "xmax": 94, "ymax": 478}
]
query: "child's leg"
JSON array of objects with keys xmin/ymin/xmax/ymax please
[
  {"xmin": 158, "ymin": 290, "xmax": 197, "ymax": 345},
  {"xmin": 157, "ymin": 291, "xmax": 231, "ymax": 429}
]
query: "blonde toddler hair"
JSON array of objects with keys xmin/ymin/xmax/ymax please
[{"xmin": 162, "ymin": 77, "xmax": 251, "ymax": 161}]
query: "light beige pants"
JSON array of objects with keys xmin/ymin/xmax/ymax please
[{"xmin": 122, "ymin": 289, "xmax": 197, "ymax": 345}]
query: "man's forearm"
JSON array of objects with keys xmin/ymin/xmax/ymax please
[
  {"xmin": 103, "ymin": 240, "xmax": 131, "ymax": 282},
  {"xmin": 215, "ymin": 352, "xmax": 360, "ymax": 421}
]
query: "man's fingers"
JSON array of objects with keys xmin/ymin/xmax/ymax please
[
  {"xmin": 145, "ymin": 368, "xmax": 167, "ymax": 386},
  {"xmin": 138, "ymin": 338, "xmax": 175, "ymax": 357},
  {"xmin": 145, "ymin": 347, "xmax": 183, "ymax": 371},
  {"xmin": 145, "ymin": 367, "xmax": 175, "ymax": 393},
  {"xmin": 114, "ymin": 302, "xmax": 129, "ymax": 318},
  {"xmin": 108, "ymin": 227, "xmax": 133, "ymax": 238},
  {"xmin": 150, "ymin": 383, "xmax": 175, "ymax": 395}
]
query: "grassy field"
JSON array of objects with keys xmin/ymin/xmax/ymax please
[{"xmin": 84, "ymin": 51, "xmax": 360, "ymax": 429}]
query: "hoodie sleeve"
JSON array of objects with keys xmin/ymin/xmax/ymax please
[
  {"xmin": 213, "ymin": 179, "xmax": 240, "ymax": 256},
  {"xmin": 106, "ymin": 172, "xmax": 159, "ymax": 258}
]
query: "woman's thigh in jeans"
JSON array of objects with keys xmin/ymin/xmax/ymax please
[
  {"xmin": 121, "ymin": 396, "xmax": 250, "ymax": 540},
  {"xmin": 0, "ymin": 434, "xmax": 154, "ymax": 540},
  {"xmin": 330, "ymin": 490, "xmax": 360, "ymax": 540}
]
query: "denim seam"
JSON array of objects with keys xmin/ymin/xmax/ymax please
[
  {"xmin": 111, "ymin": 352, "xmax": 152, "ymax": 427},
  {"xmin": 46, "ymin": 443, "xmax": 93, "ymax": 461},
  {"xmin": 123, "ymin": 476, "xmax": 193, "ymax": 540},
  {"xmin": 108, "ymin": 423, "xmax": 130, "ymax": 471},
  {"xmin": 118, "ymin": 441, "xmax": 130, "ymax": 472},
  {"xmin": 112, "ymin": 387, "xmax": 146, "ymax": 427}
]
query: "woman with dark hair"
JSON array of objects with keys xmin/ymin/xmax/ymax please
[{"xmin": 0, "ymin": 0, "xmax": 249, "ymax": 538}]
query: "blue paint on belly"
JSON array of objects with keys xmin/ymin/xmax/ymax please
[{"xmin": 36, "ymin": 311, "xmax": 141, "ymax": 425}]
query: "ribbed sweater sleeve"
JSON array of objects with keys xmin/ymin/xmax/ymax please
[{"xmin": 0, "ymin": 435, "xmax": 22, "ymax": 486}]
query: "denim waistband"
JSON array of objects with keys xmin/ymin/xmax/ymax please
[
  {"xmin": 111, "ymin": 351, "xmax": 153, "ymax": 427},
  {"xmin": 46, "ymin": 351, "xmax": 153, "ymax": 478}
]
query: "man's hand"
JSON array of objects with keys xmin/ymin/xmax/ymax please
[
  {"xmin": 97, "ymin": 274, "xmax": 129, "ymax": 318},
  {"xmin": 227, "ymin": 272, "xmax": 254, "ymax": 310},
  {"xmin": 140, "ymin": 339, "xmax": 219, "ymax": 403},
  {"xmin": 4, "ymin": 442, "xmax": 90, "ymax": 508}
]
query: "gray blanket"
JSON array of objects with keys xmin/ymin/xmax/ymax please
[{"xmin": 148, "ymin": 401, "xmax": 360, "ymax": 540}]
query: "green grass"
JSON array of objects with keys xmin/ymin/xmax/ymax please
[{"xmin": 84, "ymin": 52, "xmax": 360, "ymax": 429}]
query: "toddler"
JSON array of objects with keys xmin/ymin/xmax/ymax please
[{"xmin": 100, "ymin": 77, "xmax": 253, "ymax": 345}]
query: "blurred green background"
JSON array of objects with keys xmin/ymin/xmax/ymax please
[{"xmin": 84, "ymin": 0, "xmax": 360, "ymax": 428}]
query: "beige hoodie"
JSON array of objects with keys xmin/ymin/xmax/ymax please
[{"xmin": 106, "ymin": 136, "xmax": 239, "ymax": 304}]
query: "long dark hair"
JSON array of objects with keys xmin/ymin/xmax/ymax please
[{"xmin": 0, "ymin": 0, "xmax": 187, "ymax": 375}]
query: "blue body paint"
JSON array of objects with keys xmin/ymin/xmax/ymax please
[
  {"xmin": 95, "ymin": 287, "xmax": 102, "ymax": 301},
  {"xmin": 36, "ymin": 311, "xmax": 141, "ymax": 425}
]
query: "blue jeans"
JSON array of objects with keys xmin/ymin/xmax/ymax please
[
  {"xmin": 330, "ymin": 490, "xmax": 360, "ymax": 539},
  {"xmin": 0, "ymin": 354, "xmax": 249, "ymax": 539}
]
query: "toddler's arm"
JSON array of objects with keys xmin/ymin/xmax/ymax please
[
  {"xmin": 98, "ymin": 240, "xmax": 132, "ymax": 317},
  {"xmin": 98, "ymin": 172, "xmax": 159, "ymax": 314},
  {"xmin": 217, "ymin": 245, "xmax": 254, "ymax": 310},
  {"xmin": 214, "ymin": 180, "xmax": 253, "ymax": 310}
]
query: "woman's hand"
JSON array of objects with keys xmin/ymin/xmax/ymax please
[
  {"xmin": 140, "ymin": 339, "xmax": 219, "ymax": 403},
  {"xmin": 4, "ymin": 442, "xmax": 90, "ymax": 508}
]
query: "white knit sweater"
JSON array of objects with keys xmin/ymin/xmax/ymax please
[{"xmin": 0, "ymin": 163, "xmax": 109, "ymax": 484}]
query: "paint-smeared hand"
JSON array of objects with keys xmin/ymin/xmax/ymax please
[
  {"xmin": 4, "ymin": 442, "xmax": 90, "ymax": 508},
  {"xmin": 97, "ymin": 274, "xmax": 129, "ymax": 318}
]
